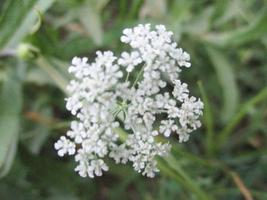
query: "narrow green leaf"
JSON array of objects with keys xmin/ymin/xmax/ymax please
[
  {"xmin": 30, "ymin": 8, "xmax": 43, "ymax": 35},
  {"xmin": 0, "ymin": 138, "xmax": 18, "ymax": 178},
  {"xmin": 78, "ymin": 0, "xmax": 109, "ymax": 45},
  {"xmin": 205, "ymin": 7, "xmax": 267, "ymax": 47},
  {"xmin": 182, "ymin": 7, "xmax": 213, "ymax": 35},
  {"xmin": 160, "ymin": 156, "xmax": 214, "ymax": 200},
  {"xmin": 0, "ymin": 0, "xmax": 35, "ymax": 49},
  {"xmin": 197, "ymin": 81, "xmax": 215, "ymax": 156},
  {"xmin": 0, "ymin": 69, "xmax": 22, "ymax": 178},
  {"xmin": 119, "ymin": 0, "xmax": 127, "ymax": 18},
  {"xmin": 219, "ymin": 86, "xmax": 267, "ymax": 147},
  {"xmin": 206, "ymin": 45, "xmax": 239, "ymax": 122},
  {"xmin": 0, "ymin": 0, "xmax": 55, "ymax": 50},
  {"xmin": 128, "ymin": 0, "xmax": 144, "ymax": 19},
  {"xmin": 210, "ymin": 0, "xmax": 229, "ymax": 24}
]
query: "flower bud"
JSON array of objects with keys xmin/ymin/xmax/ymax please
[{"xmin": 17, "ymin": 43, "xmax": 40, "ymax": 60}]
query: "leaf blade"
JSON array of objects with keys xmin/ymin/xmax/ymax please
[
  {"xmin": 206, "ymin": 45, "xmax": 239, "ymax": 122},
  {"xmin": 0, "ymin": 69, "xmax": 22, "ymax": 178},
  {"xmin": 205, "ymin": 7, "xmax": 267, "ymax": 47},
  {"xmin": 0, "ymin": 0, "xmax": 55, "ymax": 50}
]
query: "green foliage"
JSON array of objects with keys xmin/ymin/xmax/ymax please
[
  {"xmin": 0, "ymin": 0, "xmax": 54, "ymax": 49},
  {"xmin": 0, "ymin": 68, "xmax": 22, "ymax": 178},
  {"xmin": 206, "ymin": 46, "xmax": 239, "ymax": 122},
  {"xmin": 0, "ymin": 0, "xmax": 267, "ymax": 199}
]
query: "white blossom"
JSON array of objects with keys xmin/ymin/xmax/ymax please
[
  {"xmin": 159, "ymin": 120, "xmax": 178, "ymax": 137},
  {"xmin": 55, "ymin": 24, "xmax": 204, "ymax": 178},
  {"xmin": 54, "ymin": 136, "xmax": 76, "ymax": 157},
  {"xmin": 118, "ymin": 51, "xmax": 142, "ymax": 72}
]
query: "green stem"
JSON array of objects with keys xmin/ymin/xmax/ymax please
[
  {"xmin": 128, "ymin": 0, "xmax": 143, "ymax": 19},
  {"xmin": 36, "ymin": 56, "xmax": 69, "ymax": 95},
  {"xmin": 51, "ymin": 121, "xmax": 71, "ymax": 130},
  {"xmin": 119, "ymin": 0, "xmax": 127, "ymax": 18},
  {"xmin": 160, "ymin": 157, "xmax": 214, "ymax": 200},
  {"xmin": 197, "ymin": 81, "xmax": 215, "ymax": 157},
  {"xmin": 125, "ymin": 72, "xmax": 130, "ymax": 82},
  {"xmin": 132, "ymin": 64, "xmax": 145, "ymax": 88}
]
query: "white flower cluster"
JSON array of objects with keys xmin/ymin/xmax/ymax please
[{"xmin": 54, "ymin": 24, "xmax": 203, "ymax": 178}]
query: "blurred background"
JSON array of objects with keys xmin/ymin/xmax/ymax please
[{"xmin": 0, "ymin": 0, "xmax": 267, "ymax": 199}]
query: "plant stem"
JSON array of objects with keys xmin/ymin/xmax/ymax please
[
  {"xmin": 160, "ymin": 156, "xmax": 214, "ymax": 200},
  {"xmin": 132, "ymin": 64, "xmax": 145, "ymax": 88},
  {"xmin": 125, "ymin": 72, "xmax": 130, "ymax": 82},
  {"xmin": 197, "ymin": 81, "xmax": 215, "ymax": 157},
  {"xmin": 36, "ymin": 56, "xmax": 69, "ymax": 95}
]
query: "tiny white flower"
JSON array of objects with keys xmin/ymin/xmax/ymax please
[
  {"xmin": 159, "ymin": 120, "xmax": 177, "ymax": 137},
  {"xmin": 69, "ymin": 57, "xmax": 89, "ymax": 79},
  {"xmin": 118, "ymin": 51, "xmax": 142, "ymax": 72},
  {"xmin": 173, "ymin": 80, "xmax": 189, "ymax": 102},
  {"xmin": 54, "ymin": 136, "xmax": 76, "ymax": 157},
  {"xmin": 66, "ymin": 121, "xmax": 87, "ymax": 143},
  {"xmin": 91, "ymin": 159, "xmax": 109, "ymax": 177},
  {"xmin": 55, "ymin": 24, "xmax": 203, "ymax": 178}
]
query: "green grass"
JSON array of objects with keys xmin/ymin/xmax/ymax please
[{"xmin": 0, "ymin": 0, "xmax": 267, "ymax": 199}]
